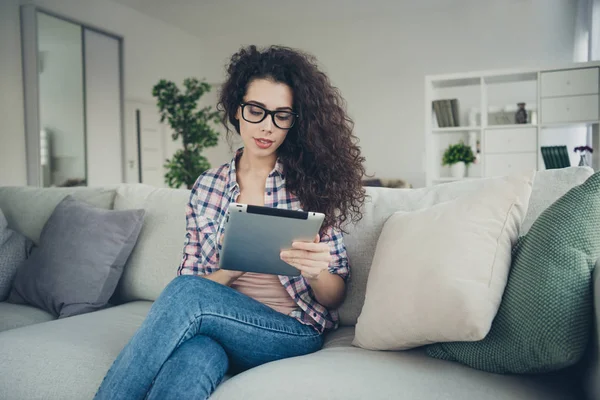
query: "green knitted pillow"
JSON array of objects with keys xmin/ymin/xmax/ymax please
[{"xmin": 426, "ymin": 171, "xmax": 600, "ymax": 374}]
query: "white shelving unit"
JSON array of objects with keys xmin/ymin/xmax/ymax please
[{"xmin": 425, "ymin": 61, "xmax": 600, "ymax": 186}]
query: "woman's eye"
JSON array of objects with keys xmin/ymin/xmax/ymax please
[
  {"xmin": 276, "ymin": 114, "xmax": 291, "ymax": 121},
  {"xmin": 248, "ymin": 105, "xmax": 264, "ymax": 116}
]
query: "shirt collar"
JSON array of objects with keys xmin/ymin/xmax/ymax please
[{"xmin": 226, "ymin": 147, "xmax": 285, "ymax": 193}]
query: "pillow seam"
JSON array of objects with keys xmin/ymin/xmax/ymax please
[{"xmin": 487, "ymin": 201, "xmax": 518, "ymax": 288}]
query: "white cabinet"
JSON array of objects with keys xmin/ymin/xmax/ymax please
[
  {"xmin": 541, "ymin": 95, "xmax": 599, "ymax": 124},
  {"xmin": 484, "ymin": 127, "xmax": 537, "ymax": 154},
  {"xmin": 540, "ymin": 68, "xmax": 599, "ymax": 98},
  {"xmin": 540, "ymin": 67, "xmax": 599, "ymax": 125},
  {"xmin": 485, "ymin": 153, "xmax": 537, "ymax": 177},
  {"xmin": 426, "ymin": 62, "xmax": 600, "ymax": 187}
]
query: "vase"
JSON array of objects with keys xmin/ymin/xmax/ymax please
[
  {"xmin": 450, "ymin": 162, "xmax": 466, "ymax": 178},
  {"xmin": 579, "ymin": 154, "xmax": 588, "ymax": 167},
  {"xmin": 515, "ymin": 103, "xmax": 527, "ymax": 124}
]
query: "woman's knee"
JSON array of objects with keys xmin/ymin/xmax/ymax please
[
  {"xmin": 162, "ymin": 274, "xmax": 209, "ymax": 296},
  {"xmin": 158, "ymin": 274, "xmax": 225, "ymax": 307}
]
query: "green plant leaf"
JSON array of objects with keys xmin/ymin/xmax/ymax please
[
  {"xmin": 442, "ymin": 141, "xmax": 476, "ymax": 166},
  {"xmin": 153, "ymin": 78, "xmax": 223, "ymax": 189}
]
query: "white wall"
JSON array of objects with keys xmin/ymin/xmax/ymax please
[
  {"xmin": 0, "ymin": 0, "xmax": 208, "ymax": 186},
  {"xmin": 1, "ymin": 0, "xmax": 580, "ymax": 187},
  {"xmin": 140, "ymin": 0, "xmax": 578, "ymax": 187}
]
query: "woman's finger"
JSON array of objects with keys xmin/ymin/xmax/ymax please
[
  {"xmin": 281, "ymin": 249, "xmax": 331, "ymax": 262},
  {"xmin": 286, "ymin": 261, "xmax": 321, "ymax": 279},
  {"xmin": 282, "ymin": 256, "xmax": 328, "ymax": 270},
  {"xmin": 290, "ymin": 241, "xmax": 330, "ymax": 253}
]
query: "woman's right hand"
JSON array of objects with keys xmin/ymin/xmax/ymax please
[{"xmin": 223, "ymin": 269, "xmax": 245, "ymax": 279}]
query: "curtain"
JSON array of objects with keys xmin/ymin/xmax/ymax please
[
  {"xmin": 592, "ymin": 0, "xmax": 600, "ymax": 60},
  {"xmin": 574, "ymin": 0, "xmax": 600, "ymax": 62}
]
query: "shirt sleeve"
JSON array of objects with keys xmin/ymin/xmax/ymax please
[
  {"xmin": 321, "ymin": 225, "xmax": 350, "ymax": 282},
  {"xmin": 177, "ymin": 174, "xmax": 223, "ymax": 276}
]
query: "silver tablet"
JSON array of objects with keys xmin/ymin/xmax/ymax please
[{"xmin": 219, "ymin": 203, "xmax": 325, "ymax": 276}]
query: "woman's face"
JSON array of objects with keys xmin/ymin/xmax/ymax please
[{"xmin": 236, "ymin": 78, "xmax": 294, "ymax": 160}]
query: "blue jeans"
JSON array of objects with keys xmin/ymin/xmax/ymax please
[{"xmin": 94, "ymin": 275, "xmax": 323, "ymax": 400}]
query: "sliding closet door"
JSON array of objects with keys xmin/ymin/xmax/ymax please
[
  {"xmin": 36, "ymin": 12, "xmax": 86, "ymax": 188},
  {"xmin": 83, "ymin": 29, "xmax": 123, "ymax": 186},
  {"xmin": 21, "ymin": 5, "xmax": 124, "ymax": 187}
]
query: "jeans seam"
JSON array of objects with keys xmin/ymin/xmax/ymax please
[{"xmin": 201, "ymin": 311, "xmax": 321, "ymax": 338}]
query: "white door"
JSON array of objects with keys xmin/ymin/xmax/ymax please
[{"xmin": 124, "ymin": 100, "xmax": 166, "ymax": 187}]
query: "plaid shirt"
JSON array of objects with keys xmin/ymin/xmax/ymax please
[{"xmin": 178, "ymin": 148, "xmax": 350, "ymax": 334}]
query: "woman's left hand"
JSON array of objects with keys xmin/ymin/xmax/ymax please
[{"xmin": 280, "ymin": 235, "xmax": 332, "ymax": 280}]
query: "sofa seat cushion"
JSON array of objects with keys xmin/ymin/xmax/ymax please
[
  {"xmin": 211, "ymin": 327, "xmax": 579, "ymax": 400},
  {"xmin": 0, "ymin": 302, "xmax": 55, "ymax": 332},
  {"xmin": 0, "ymin": 301, "xmax": 152, "ymax": 400}
]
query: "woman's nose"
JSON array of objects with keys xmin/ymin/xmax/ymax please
[{"xmin": 261, "ymin": 114, "xmax": 274, "ymax": 132}]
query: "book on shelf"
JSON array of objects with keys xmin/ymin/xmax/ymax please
[
  {"xmin": 433, "ymin": 99, "xmax": 460, "ymax": 128},
  {"xmin": 541, "ymin": 146, "xmax": 571, "ymax": 169}
]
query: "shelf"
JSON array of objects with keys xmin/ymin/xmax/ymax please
[
  {"xmin": 540, "ymin": 121, "xmax": 600, "ymax": 129},
  {"xmin": 432, "ymin": 177, "xmax": 482, "ymax": 182},
  {"xmin": 483, "ymin": 72, "xmax": 538, "ymax": 84},
  {"xmin": 431, "ymin": 77, "xmax": 481, "ymax": 89},
  {"xmin": 432, "ymin": 126, "xmax": 481, "ymax": 133},
  {"xmin": 484, "ymin": 124, "xmax": 537, "ymax": 130}
]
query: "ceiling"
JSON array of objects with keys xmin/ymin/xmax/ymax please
[{"xmin": 111, "ymin": 0, "xmax": 518, "ymax": 39}]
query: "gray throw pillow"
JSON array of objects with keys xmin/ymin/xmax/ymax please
[
  {"xmin": 8, "ymin": 195, "xmax": 145, "ymax": 318},
  {"xmin": 0, "ymin": 209, "xmax": 33, "ymax": 301}
]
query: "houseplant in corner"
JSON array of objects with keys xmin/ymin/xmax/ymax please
[
  {"xmin": 442, "ymin": 141, "xmax": 476, "ymax": 178},
  {"xmin": 152, "ymin": 78, "xmax": 221, "ymax": 189}
]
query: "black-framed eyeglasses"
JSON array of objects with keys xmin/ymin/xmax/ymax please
[{"xmin": 240, "ymin": 103, "xmax": 298, "ymax": 130}]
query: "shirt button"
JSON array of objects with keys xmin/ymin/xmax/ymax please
[
  {"xmin": 312, "ymin": 313, "xmax": 317, "ymax": 317},
  {"xmin": 267, "ymin": 192, "xmax": 272, "ymax": 196}
]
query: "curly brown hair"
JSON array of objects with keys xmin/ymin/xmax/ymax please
[{"xmin": 218, "ymin": 45, "xmax": 366, "ymax": 233}]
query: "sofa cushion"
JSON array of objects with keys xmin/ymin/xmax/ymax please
[
  {"xmin": 0, "ymin": 186, "xmax": 116, "ymax": 245},
  {"xmin": 584, "ymin": 265, "xmax": 600, "ymax": 399},
  {"xmin": 0, "ymin": 301, "xmax": 152, "ymax": 400},
  {"xmin": 353, "ymin": 172, "xmax": 533, "ymax": 351},
  {"xmin": 426, "ymin": 171, "xmax": 600, "ymax": 373},
  {"xmin": 338, "ymin": 166, "xmax": 593, "ymax": 326},
  {"xmin": 8, "ymin": 196, "xmax": 145, "ymax": 318},
  {"xmin": 0, "ymin": 208, "xmax": 33, "ymax": 301},
  {"xmin": 0, "ymin": 302, "xmax": 54, "ymax": 332},
  {"xmin": 112, "ymin": 184, "xmax": 191, "ymax": 303},
  {"xmin": 211, "ymin": 327, "xmax": 578, "ymax": 400}
]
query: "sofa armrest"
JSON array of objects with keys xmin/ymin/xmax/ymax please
[{"xmin": 584, "ymin": 261, "xmax": 600, "ymax": 399}]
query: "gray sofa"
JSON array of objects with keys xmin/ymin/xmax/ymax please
[{"xmin": 0, "ymin": 167, "xmax": 599, "ymax": 399}]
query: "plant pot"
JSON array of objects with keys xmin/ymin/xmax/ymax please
[{"xmin": 450, "ymin": 162, "xmax": 467, "ymax": 178}]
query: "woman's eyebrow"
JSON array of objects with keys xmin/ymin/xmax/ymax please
[{"xmin": 246, "ymin": 100, "xmax": 293, "ymax": 111}]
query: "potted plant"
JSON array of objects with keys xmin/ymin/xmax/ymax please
[
  {"xmin": 152, "ymin": 78, "xmax": 221, "ymax": 189},
  {"xmin": 442, "ymin": 141, "xmax": 476, "ymax": 178}
]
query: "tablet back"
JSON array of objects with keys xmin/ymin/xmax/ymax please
[{"xmin": 219, "ymin": 203, "xmax": 325, "ymax": 276}]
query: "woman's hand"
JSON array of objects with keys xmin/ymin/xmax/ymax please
[
  {"xmin": 222, "ymin": 269, "xmax": 245, "ymax": 279},
  {"xmin": 280, "ymin": 235, "xmax": 332, "ymax": 281}
]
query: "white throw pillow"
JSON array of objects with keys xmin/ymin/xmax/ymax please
[{"xmin": 352, "ymin": 171, "xmax": 534, "ymax": 351}]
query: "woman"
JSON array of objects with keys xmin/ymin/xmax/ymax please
[{"xmin": 95, "ymin": 45, "xmax": 366, "ymax": 400}]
